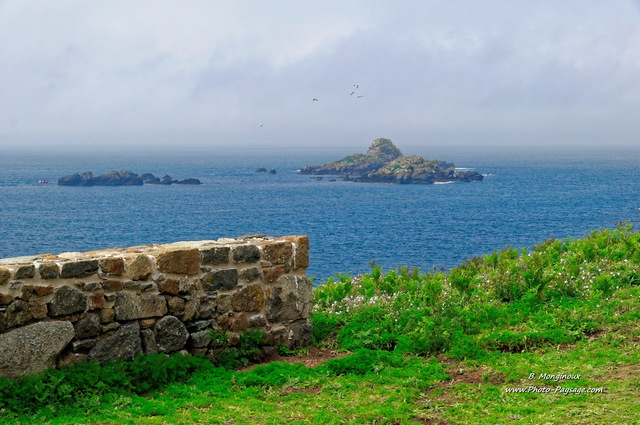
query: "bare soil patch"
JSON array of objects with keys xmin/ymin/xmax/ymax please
[{"xmin": 240, "ymin": 346, "xmax": 349, "ymax": 371}]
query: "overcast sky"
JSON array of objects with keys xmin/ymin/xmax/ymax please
[{"xmin": 1, "ymin": 1, "xmax": 639, "ymax": 151}]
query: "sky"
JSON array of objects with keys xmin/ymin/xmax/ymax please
[{"xmin": 1, "ymin": 0, "xmax": 639, "ymax": 152}]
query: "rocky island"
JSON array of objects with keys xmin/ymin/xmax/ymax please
[
  {"xmin": 57, "ymin": 170, "xmax": 201, "ymax": 186},
  {"xmin": 299, "ymin": 138, "xmax": 483, "ymax": 184}
]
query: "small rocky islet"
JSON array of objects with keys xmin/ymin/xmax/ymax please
[
  {"xmin": 298, "ymin": 138, "xmax": 483, "ymax": 184},
  {"xmin": 57, "ymin": 170, "xmax": 201, "ymax": 186}
]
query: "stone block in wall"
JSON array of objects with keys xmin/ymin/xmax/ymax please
[
  {"xmin": 74, "ymin": 312, "xmax": 102, "ymax": 339},
  {"xmin": 283, "ymin": 235, "xmax": 310, "ymax": 270},
  {"xmin": 291, "ymin": 322, "xmax": 313, "ymax": 347},
  {"xmin": 239, "ymin": 267, "xmax": 260, "ymax": 282},
  {"xmin": 88, "ymin": 321, "xmax": 142, "ymax": 363},
  {"xmin": 266, "ymin": 276, "xmax": 313, "ymax": 322},
  {"xmin": 178, "ymin": 277, "xmax": 199, "ymax": 294},
  {"xmin": 38, "ymin": 263, "xmax": 60, "ymax": 279},
  {"xmin": 249, "ymin": 314, "xmax": 267, "ymax": 327},
  {"xmin": 187, "ymin": 320, "xmax": 214, "ymax": 332},
  {"xmin": 231, "ymin": 285, "xmax": 264, "ymax": 312},
  {"xmin": 154, "ymin": 315, "xmax": 189, "ymax": 353},
  {"xmin": 102, "ymin": 280, "xmax": 124, "ymax": 292},
  {"xmin": 141, "ymin": 282, "xmax": 157, "ymax": 292},
  {"xmin": 5, "ymin": 299, "xmax": 33, "ymax": 328},
  {"xmin": 123, "ymin": 281, "xmax": 142, "ymax": 290},
  {"xmin": 0, "ymin": 268, "xmax": 10, "ymax": 286},
  {"xmin": 229, "ymin": 313, "xmax": 249, "ymax": 332},
  {"xmin": 261, "ymin": 241, "xmax": 293, "ymax": 265},
  {"xmin": 114, "ymin": 292, "xmax": 168, "ymax": 321},
  {"xmin": 216, "ymin": 293, "xmax": 231, "ymax": 314},
  {"xmin": 29, "ymin": 300, "xmax": 47, "ymax": 320},
  {"xmin": 139, "ymin": 318, "xmax": 156, "ymax": 329},
  {"xmin": 167, "ymin": 296, "xmax": 185, "ymax": 316},
  {"xmin": 201, "ymin": 247, "xmax": 230, "ymax": 265},
  {"xmin": 60, "ymin": 260, "xmax": 99, "ymax": 279},
  {"xmin": 88, "ymin": 291, "xmax": 105, "ymax": 310},
  {"xmin": 141, "ymin": 328, "xmax": 158, "ymax": 354},
  {"xmin": 33, "ymin": 285, "xmax": 54, "ymax": 297},
  {"xmin": 20, "ymin": 285, "xmax": 35, "ymax": 301},
  {"xmin": 214, "ymin": 313, "xmax": 230, "ymax": 331},
  {"xmin": 266, "ymin": 325, "xmax": 287, "ymax": 346},
  {"xmin": 15, "ymin": 265, "xmax": 35, "ymax": 279},
  {"xmin": 262, "ymin": 266, "xmax": 285, "ymax": 283},
  {"xmin": 156, "ymin": 248, "xmax": 200, "ymax": 274},
  {"xmin": 100, "ymin": 308, "xmax": 115, "ymax": 323},
  {"xmin": 265, "ymin": 322, "xmax": 312, "ymax": 349},
  {"xmin": 103, "ymin": 322, "xmax": 120, "ymax": 332},
  {"xmin": 127, "ymin": 255, "xmax": 153, "ymax": 281},
  {"xmin": 201, "ymin": 269, "xmax": 238, "ymax": 292},
  {"xmin": 0, "ymin": 292, "xmax": 12, "ymax": 306},
  {"xmin": 158, "ymin": 278, "xmax": 180, "ymax": 295},
  {"xmin": 189, "ymin": 329, "xmax": 211, "ymax": 348},
  {"xmin": 232, "ymin": 245, "xmax": 260, "ymax": 263},
  {"xmin": 99, "ymin": 257, "xmax": 125, "ymax": 275},
  {"xmin": 78, "ymin": 282, "xmax": 103, "ymax": 292},
  {"xmin": 48, "ymin": 286, "xmax": 88, "ymax": 317},
  {"xmin": 0, "ymin": 321, "xmax": 75, "ymax": 379},
  {"xmin": 197, "ymin": 299, "xmax": 216, "ymax": 319}
]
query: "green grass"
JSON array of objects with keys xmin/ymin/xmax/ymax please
[{"xmin": 3, "ymin": 222, "xmax": 640, "ymax": 424}]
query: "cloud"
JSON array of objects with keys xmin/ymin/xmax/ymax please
[{"xmin": 1, "ymin": 0, "xmax": 639, "ymax": 149}]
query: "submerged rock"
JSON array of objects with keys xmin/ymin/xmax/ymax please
[{"xmin": 176, "ymin": 178, "xmax": 202, "ymax": 185}]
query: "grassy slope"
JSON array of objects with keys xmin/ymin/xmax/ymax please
[{"xmin": 3, "ymin": 224, "xmax": 640, "ymax": 424}]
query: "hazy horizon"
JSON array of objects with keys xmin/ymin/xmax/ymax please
[{"xmin": 2, "ymin": 1, "xmax": 639, "ymax": 151}]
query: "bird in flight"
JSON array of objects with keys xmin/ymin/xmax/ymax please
[
  {"xmin": 353, "ymin": 84, "xmax": 359, "ymax": 88},
  {"xmin": 312, "ymin": 98, "xmax": 318, "ymax": 101},
  {"xmin": 350, "ymin": 91, "xmax": 355, "ymax": 96},
  {"xmin": 357, "ymin": 95, "xmax": 364, "ymax": 98}
]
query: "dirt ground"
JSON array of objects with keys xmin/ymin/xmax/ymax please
[{"xmin": 240, "ymin": 346, "xmax": 349, "ymax": 371}]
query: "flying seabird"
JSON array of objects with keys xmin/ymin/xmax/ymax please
[{"xmin": 312, "ymin": 98, "xmax": 318, "ymax": 101}]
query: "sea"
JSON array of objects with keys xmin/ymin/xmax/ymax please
[{"xmin": 1, "ymin": 145, "xmax": 640, "ymax": 282}]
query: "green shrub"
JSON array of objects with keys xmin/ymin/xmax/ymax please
[
  {"xmin": 311, "ymin": 312, "xmax": 345, "ymax": 343},
  {"xmin": 210, "ymin": 329, "xmax": 267, "ymax": 369},
  {"xmin": 0, "ymin": 353, "xmax": 214, "ymax": 415},
  {"xmin": 321, "ymin": 349, "xmax": 405, "ymax": 376},
  {"xmin": 237, "ymin": 362, "xmax": 313, "ymax": 388},
  {"xmin": 312, "ymin": 224, "xmax": 640, "ymax": 359}
]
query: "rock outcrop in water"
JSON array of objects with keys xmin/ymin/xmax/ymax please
[
  {"xmin": 299, "ymin": 138, "xmax": 483, "ymax": 184},
  {"xmin": 58, "ymin": 170, "xmax": 201, "ymax": 186}
]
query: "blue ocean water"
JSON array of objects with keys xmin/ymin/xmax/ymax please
[{"xmin": 1, "ymin": 146, "xmax": 639, "ymax": 281}]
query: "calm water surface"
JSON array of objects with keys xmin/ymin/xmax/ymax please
[{"xmin": 1, "ymin": 146, "xmax": 639, "ymax": 281}]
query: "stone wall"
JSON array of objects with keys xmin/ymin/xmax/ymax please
[{"xmin": 0, "ymin": 235, "xmax": 312, "ymax": 379}]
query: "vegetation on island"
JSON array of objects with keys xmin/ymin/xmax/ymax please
[
  {"xmin": 3, "ymin": 222, "xmax": 640, "ymax": 424},
  {"xmin": 299, "ymin": 138, "xmax": 483, "ymax": 183}
]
